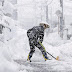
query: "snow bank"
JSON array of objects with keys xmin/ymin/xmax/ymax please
[
  {"xmin": 58, "ymin": 42, "xmax": 72, "ymax": 61},
  {"xmin": 0, "ymin": 27, "xmax": 28, "ymax": 72},
  {"xmin": 0, "ymin": 42, "xmax": 19, "ymax": 72},
  {"xmin": 7, "ymin": 28, "xmax": 29, "ymax": 60}
]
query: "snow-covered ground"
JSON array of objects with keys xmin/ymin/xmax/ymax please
[{"xmin": 0, "ymin": 26, "xmax": 72, "ymax": 72}]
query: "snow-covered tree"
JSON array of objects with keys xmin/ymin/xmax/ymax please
[{"xmin": 0, "ymin": 0, "xmax": 18, "ymax": 42}]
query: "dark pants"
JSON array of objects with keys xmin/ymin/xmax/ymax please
[{"xmin": 28, "ymin": 37, "xmax": 48, "ymax": 60}]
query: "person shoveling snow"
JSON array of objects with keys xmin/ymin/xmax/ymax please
[{"xmin": 27, "ymin": 22, "xmax": 50, "ymax": 62}]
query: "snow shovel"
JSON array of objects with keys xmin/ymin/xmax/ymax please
[
  {"xmin": 46, "ymin": 52, "xmax": 59, "ymax": 60},
  {"xmin": 39, "ymin": 41, "xmax": 59, "ymax": 61}
]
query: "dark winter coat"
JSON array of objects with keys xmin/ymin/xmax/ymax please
[{"xmin": 27, "ymin": 26, "xmax": 44, "ymax": 43}]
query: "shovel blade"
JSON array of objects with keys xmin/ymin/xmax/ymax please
[{"xmin": 56, "ymin": 56, "xmax": 59, "ymax": 60}]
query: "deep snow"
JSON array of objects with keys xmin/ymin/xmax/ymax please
[{"xmin": 0, "ymin": 26, "xmax": 72, "ymax": 72}]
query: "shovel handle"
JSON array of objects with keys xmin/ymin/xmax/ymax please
[{"xmin": 47, "ymin": 52, "xmax": 59, "ymax": 60}]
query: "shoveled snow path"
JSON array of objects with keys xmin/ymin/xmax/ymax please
[{"xmin": 14, "ymin": 59, "xmax": 72, "ymax": 72}]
